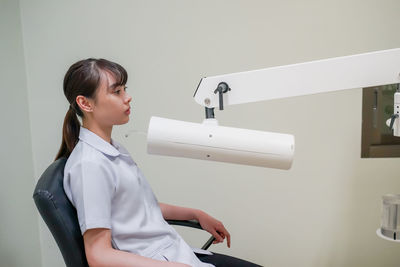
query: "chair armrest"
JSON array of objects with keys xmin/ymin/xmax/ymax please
[{"xmin": 166, "ymin": 219, "xmax": 203, "ymax": 230}]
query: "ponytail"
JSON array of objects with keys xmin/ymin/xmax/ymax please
[{"xmin": 54, "ymin": 106, "xmax": 81, "ymax": 161}]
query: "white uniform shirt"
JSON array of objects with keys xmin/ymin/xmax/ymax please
[{"xmin": 64, "ymin": 127, "xmax": 214, "ymax": 266}]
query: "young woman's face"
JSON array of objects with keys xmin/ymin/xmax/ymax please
[{"xmin": 91, "ymin": 70, "xmax": 132, "ymax": 127}]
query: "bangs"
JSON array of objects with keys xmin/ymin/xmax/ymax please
[{"xmin": 96, "ymin": 59, "xmax": 128, "ymax": 86}]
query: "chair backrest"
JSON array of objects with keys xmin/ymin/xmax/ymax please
[{"xmin": 33, "ymin": 157, "xmax": 88, "ymax": 267}]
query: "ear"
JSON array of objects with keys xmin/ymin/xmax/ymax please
[{"xmin": 76, "ymin": 95, "xmax": 94, "ymax": 113}]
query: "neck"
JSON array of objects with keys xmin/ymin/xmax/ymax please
[{"xmin": 82, "ymin": 119, "xmax": 112, "ymax": 143}]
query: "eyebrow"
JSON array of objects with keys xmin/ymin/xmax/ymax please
[{"xmin": 108, "ymin": 83, "xmax": 119, "ymax": 90}]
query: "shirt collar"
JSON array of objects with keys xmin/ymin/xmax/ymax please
[{"xmin": 79, "ymin": 127, "xmax": 122, "ymax": 157}]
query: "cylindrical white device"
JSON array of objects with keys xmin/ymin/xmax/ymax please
[{"xmin": 147, "ymin": 116, "xmax": 295, "ymax": 169}]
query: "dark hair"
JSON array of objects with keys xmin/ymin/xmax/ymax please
[{"xmin": 55, "ymin": 58, "xmax": 128, "ymax": 160}]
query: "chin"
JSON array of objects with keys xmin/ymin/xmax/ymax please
[{"xmin": 118, "ymin": 117, "xmax": 130, "ymax": 125}]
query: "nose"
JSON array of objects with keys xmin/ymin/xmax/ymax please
[{"xmin": 125, "ymin": 92, "xmax": 132, "ymax": 104}]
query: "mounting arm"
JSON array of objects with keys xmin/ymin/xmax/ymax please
[{"xmin": 193, "ymin": 48, "xmax": 400, "ymax": 136}]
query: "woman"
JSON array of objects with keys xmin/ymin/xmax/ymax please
[{"xmin": 55, "ymin": 58, "xmax": 261, "ymax": 267}]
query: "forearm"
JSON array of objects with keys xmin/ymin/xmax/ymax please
[
  {"xmin": 84, "ymin": 228, "xmax": 190, "ymax": 267},
  {"xmin": 159, "ymin": 202, "xmax": 203, "ymax": 221},
  {"xmin": 88, "ymin": 247, "xmax": 189, "ymax": 267}
]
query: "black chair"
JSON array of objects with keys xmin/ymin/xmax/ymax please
[{"xmin": 33, "ymin": 157, "xmax": 215, "ymax": 267}]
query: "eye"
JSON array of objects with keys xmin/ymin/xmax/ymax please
[{"xmin": 114, "ymin": 86, "xmax": 127, "ymax": 95}]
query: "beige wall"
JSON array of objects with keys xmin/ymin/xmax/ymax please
[
  {"xmin": 8, "ymin": 0, "xmax": 400, "ymax": 266},
  {"xmin": 0, "ymin": 0, "xmax": 42, "ymax": 266}
]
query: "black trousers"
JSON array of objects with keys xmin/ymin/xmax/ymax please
[{"xmin": 195, "ymin": 252, "xmax": 263, "ymax": 267}]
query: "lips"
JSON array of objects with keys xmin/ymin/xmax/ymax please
[{"xmin": 125, "ymin": 108, "xmax": 131, "ymax": 115}]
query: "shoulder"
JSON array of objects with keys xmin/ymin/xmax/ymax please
[
  {"xmin": 64, "ymin": 141, "xmax": 115, "ymax": 179},
  {"xmin": 66, "ymin": 140, "xmax": 109, "ymax": 164},
  {"xmin": 63, "ymin": 141, "xmax": 118, "ymax": 200}
]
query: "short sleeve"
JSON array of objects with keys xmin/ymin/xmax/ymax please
[{"xmin": 65, "ymin": 160, "xmax": 116, "ymax": 235}]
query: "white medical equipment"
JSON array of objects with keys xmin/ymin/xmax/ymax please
[
  {"xmin": 147, "ymin": 48, "xmax": 400, "ymax": 169},
  {"xmin": 386, "ymin": 90, "xmax": 400, "ymax": 134},
  {"xmin": 377, "ymin": 194, "xmax": 400, "ymax": 242}
]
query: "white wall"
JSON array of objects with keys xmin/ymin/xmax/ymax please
[
  {"xmin": 0, "ymin": 0, "xmax": 42, "ymax": 266},
  {"xmin": 16, "ymin": 0, "xmax": 400, "ymax": 266}
]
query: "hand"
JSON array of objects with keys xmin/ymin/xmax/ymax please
[{"xmin": 196, "ymin": 211, "xmax": 231, "ymax": 248}]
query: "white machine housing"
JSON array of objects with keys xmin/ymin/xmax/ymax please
[{"xmin": 147, "ymin": 116, "xmax": 294, "ymax": 169}]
